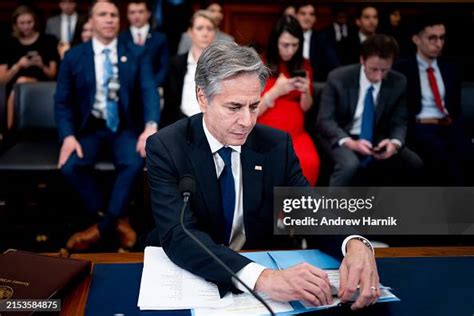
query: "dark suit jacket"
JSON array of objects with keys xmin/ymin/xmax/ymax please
[
  {"xmin": 393, "ymin": 56, "xmax": 462, "ymax": 124},
  {"xmin": 119, "ymin": 28, "xmax": 169, "ymax": 87},
  {"xmin": 317, "ymin": 64, "xmax": 408, "ymax": 147},
  {"xmin": 54, "ymin": 39, "xmax": 160, "ymax": 140},
  {"xmin": 310, "ymin": 28, "xmax": 341, "ymax": 82},
  {"xmin": 160, "ymin": 52, "xmax": 187, "ymax": 127},
  {"xmin": 145, "ymin": 114, "xmax": 343, "ymax": 295},
  {"xmin": 341, "ymin": 32, "xmax": 363, "ymax": 66},
  {"xmin": 45, "ymin": 14, "xmax": 86, "ymax": 43}
]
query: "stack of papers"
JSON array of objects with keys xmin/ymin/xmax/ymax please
[{"xmin": 138, "ymin": 247, "xmax": 399, "ymax": 315}]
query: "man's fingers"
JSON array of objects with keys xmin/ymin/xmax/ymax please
[
  {"xmin": 304, "ymin": 277, "xmax": 332, "ymax": 305},
  {"xmin": 300, "ymin": 289, "xmax": 323, "ymax": 307},
  {"xmin": 76, "ymin": 143, "xmax": 84, "ymax": 158},
  {"xmin": 341, "ymin": 265, "xmax": 361, "ymax": 302}
]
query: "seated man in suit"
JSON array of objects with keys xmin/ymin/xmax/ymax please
[
  {"xmin": 55, "ymin": 0, "xmax": 160, "ymax": 250},
  {"xmin": 317, "ymin": 34, "xmax": 422, "ymax": 186},
  {"xmin": 393, "ymin": 16, "xmax": 472, "ymax": 186},
  {"xmin": 119, "ymin": 0, "xmax": 169, "ymax": 88},
  {"xmin": 146, "ymin": 41, "xmax": 380, "ymax": 309}
]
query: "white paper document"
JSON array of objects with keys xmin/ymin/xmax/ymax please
[{"xmin": 137, "ymin": 247, "xmax": 232, "ymax": 310}]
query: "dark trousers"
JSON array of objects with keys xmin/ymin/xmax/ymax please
[
  {"xmin": 328, "ymin": 145, "xmax": 423, "ymax": 187},
  {"xmin": 60, "ymin": 118, "xmax": 144, "ymax": 234},
  {"xmin": 410, "ymin": 120, "xmax": 473, "ymax": 186}
]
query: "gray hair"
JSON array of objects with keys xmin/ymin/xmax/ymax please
[{"xmin": 195, "ymin": 41, "xmax": 269, "ymax": 102}]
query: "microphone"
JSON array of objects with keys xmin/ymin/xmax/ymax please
[{"xmin": 178, "ymin": 175, "xmax": 275, "ymax": 316}]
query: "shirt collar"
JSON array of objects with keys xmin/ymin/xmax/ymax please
[
  {"xmin": 130, "ymin": 24, "xmax": 150, "ymax": 36},
  {"xmin": 358, "ymin": 31, "xmax": 367, "ymax": 43},
  {"xmin": 202, "ymin": 117, "xmax": 241, "ymax": 154},
  {"xmin": 61, "ymin": 12, "xmax": 77, "ymax": 20},
  {"xmin": 359, "ymin": 64, "xmax": 382, "ymax": 92},
  {"xmin": 416, "ymin": 53, "xmax": 438, "ymax": 71},
  {"xmin": 187, "ymin": 50, "xmax": 198, "ymax": 65},
  {"xmin": 92, "ymin": 37, "xmax": 118, "ymax": 56},
  {"xmin": 303, "ymin": 30, "xmax": 312, "ymax": 38}
]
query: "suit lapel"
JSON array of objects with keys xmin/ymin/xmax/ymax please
[
  {"xmin": 82, "ymin": 42, "xmax": 96, "ymax": 111},
  {"xmin": 347, "ymin": 65, "xmax": 361, "ymax": 117},
  {"xmin": 188, "ymin": 117, "xmax": 225, "ymax": 235},
  {"xmin": 117, "ymin": 41, "xmax": 131, "ymax": 109},
  {"xmin": 241, "ymin": 137, "xmax": 264, "ymax": 228},
  {"xmin": 375, "ymin": 82, "xmax": 388, "ymax": 124}
]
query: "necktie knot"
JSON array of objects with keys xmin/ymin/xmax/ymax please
[
  {"xmin": 218, "ymin": 147, "xmax": 232, "ymax": 167},
  {"xmin": 427, "ymin": 67, "xmax": 434, "ymax": 74},
  {"xmin": 103, "ymin": 48, "xmax": 110, "ymax": 56},
  {"xmin": 367, "ymin": 85, "xmax": 374, "ymax": 94}
]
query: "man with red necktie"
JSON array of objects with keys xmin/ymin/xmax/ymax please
[{"xmin": 394, "ymin": 15, "xmax": 473, "ymax": 186}]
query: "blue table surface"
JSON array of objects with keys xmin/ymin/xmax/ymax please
[{"xmin": 85, "ymin": 256, "xmax": 474, "ymax": 316}]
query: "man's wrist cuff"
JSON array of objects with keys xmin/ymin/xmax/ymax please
[{"xmin": 341, "ymin": 235, "xmax": 374, "ymax": 256}]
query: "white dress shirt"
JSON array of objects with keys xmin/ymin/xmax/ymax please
[
  {"xmin": 303, "ymin": 30, "xmax": 312, "ymax": 60},
  {"xmin": 358, "ymin": 31, "xmax": 368, "ymax": 44},
  {"xmin": 333, "ymin": 23, "xmax": 348, "ymax": 42},
  {"xmin": 416, "ymin": 54, "xmax": 447, "ymax": 119},
  {"xmin": 180, "ymin": 51, "xmax": 201, "ymax": 117},
  {"xmin": 130, "ymin": 24, "xmax": 150, "ymax": 45},
  {"xmin": 91, "ymin": 38, "xmax": 119, "ymax": 120},
  {"xmin": 203, "ymin": 119, "xmax": 371, "ymax": 293},
  {"xmin": 60, "ymin": 12, "xmax": 78, "ymax": 43}
]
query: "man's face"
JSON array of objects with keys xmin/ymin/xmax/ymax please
[
  {"xmin": 357, "ymin": 7, "xmax": 378, "ymax": 35},
  {"xmin": 361, "ymin": 55, "xmax": 393, "ymax": 84},
  {"xmin": 198, "ymin": 73, "xmax": 261, "ymax": 146},
  {"xmin": 413, "ymin": 24, "xmax": 446, "ymax": 61},
  {"xmin": 207, "ymin": 3, "xmax": 223, "ymax": 27},
  {"xmin": 127, "ymin": 2, "xmax": 150, "ymax": 28},
  {"xmin": 59, "ymin": 0, "xmax": 76, "ymax": 16},
  {"xmin": 91, "ymin": 2, "xmax": 120, "ymax": 43},
  {"xmin": 296, "ymin": 5, "xmax": 316, "ymax": 31}
]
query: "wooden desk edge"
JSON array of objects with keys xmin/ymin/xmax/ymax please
[{"xmin": 61, "ymin": 247, "xmax": 474, "ymax": 315}]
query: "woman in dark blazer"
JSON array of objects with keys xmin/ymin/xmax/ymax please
[{"xmin": 161, "ymin": 10, "xmax": 216, "ymax": 128}]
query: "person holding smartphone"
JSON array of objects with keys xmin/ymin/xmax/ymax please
[
  {"xmin": 258, "ymin": 15, "xmax": 320, "ymax": 186},
  {"xmin": 0, "ymin": 5, "xmax": 59, "ymax": 129}
]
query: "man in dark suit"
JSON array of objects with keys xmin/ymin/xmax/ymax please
[
  {"xmin": 55, "ymin": 0, "xmax": 160, "ymax": 250},
  {"xmin": 342, "ymin": 5, "xmax": 379, "ymax": 65},
  {"xmin": 393, "ymin": 16, "xmax": 472, "ymax": 185},
  {"xmin": 146, "ymin": 41, "xmax": 380, "ymax": 310},
  {"xmin": 119, "ymin": 0, "xmax": 169, "ymax": 87},
  {"xmin": 316, "ymin": 6, "xmax": 350, "ymax": 80},
  {"xmin": 295, "ymin": 3, "xmax": 339, "ymax": 82},
  {"xmin": 317, "ymin": 34, "xmax": 422, "ymax": 186}
]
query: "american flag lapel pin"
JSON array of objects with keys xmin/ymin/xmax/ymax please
[{"xmin": 255, "ymin": 165, "xmax": 263, "ymax": 171}]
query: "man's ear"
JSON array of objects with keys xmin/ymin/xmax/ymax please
[
  {"xmin": 412, "ymin": 34, "xmax": 420, "ymax": 46},
  {"xmin": 196, "ymin": 86, "xmax": 208, "ymax": 113},
  {"xmin": 355, "ymin": 18, "xmax": 361, "ymax": 28}
]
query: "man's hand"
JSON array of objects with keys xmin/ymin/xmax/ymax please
[
  {"xmin": 343, "ymin": 139, "xmax": 373, "ymax": 156},
  {"xmin": 136, "ymin": 125, "xmax": 157, "ymax": 157},
  {"xmin": 373, "ymin": 139, "xmax": 398, "ymax": 160},
  {"xmin": 58, "ymin": 135, "xmax": 83, "ymax": 168},
  {"xmin": 339, "ymin": 239, "xmax": 380, "ymax": 310},
  {"xmin": 255, "ymin": 263, "xmax": 333, "ymax": 306}
]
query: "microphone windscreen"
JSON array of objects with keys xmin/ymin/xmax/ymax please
[{"xmin": 179, "ymin": 174, "xmax": 196, "ymax": 196}]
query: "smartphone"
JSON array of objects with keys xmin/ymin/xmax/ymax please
[
  {"xmin": 372, "ymin": 146, "xmax": 386, "ymax": 154},
  {"xmin": 291, "ymin": 69, "xmax": 306, "ymax": 78},
  {"xmin": 26, "ymin": 51, "xmax": 39, "ymax": 59}
]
